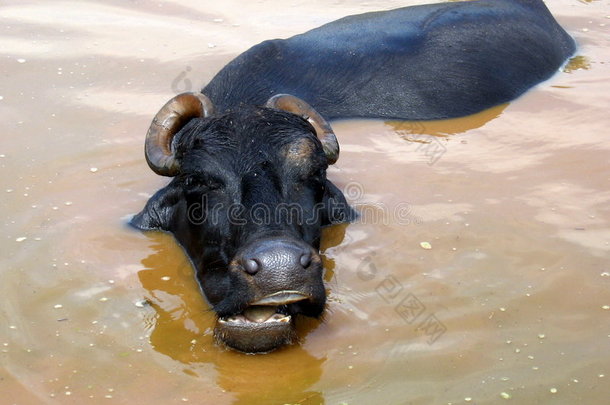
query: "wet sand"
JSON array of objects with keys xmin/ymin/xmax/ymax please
[{"xmin": 1, "ymin": 0, "xmax": 609, "ymax": 404}]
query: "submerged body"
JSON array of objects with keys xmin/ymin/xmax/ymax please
[
  {"xmin": 134, "ymin": 0, "xmax": 575, "ymax": 353},
  {"xmin": 204, "ymin": 0, "xmax": 575, "ymax": 119}
]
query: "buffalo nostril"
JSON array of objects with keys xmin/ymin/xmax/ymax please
[
  {"xmin": 300, "ymin": 252, "xmax": 312, "ymax": 268},
  {"xmin": 243, "ymin": 258, "xmax": 260, "ymax": 275}
]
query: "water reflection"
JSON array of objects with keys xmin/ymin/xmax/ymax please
[
  {"xmin": 136, "ymin": 227, "xmax": 349, "ymax": 404},
  {"xmin": 563, "ymin": 55, "xmax": 591, "ymax": 73},
  {"xmin": 386, "ymin": 103, "xmax": 508, "ymax": 137}
]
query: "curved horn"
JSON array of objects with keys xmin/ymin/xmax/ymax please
[
  {"xmin": 266, "ymin": 94, "xmax": 339, "ymax": 164},
  {"xmin": 145, "ymin": 92, "xmax": 215, "ymax": 176}
]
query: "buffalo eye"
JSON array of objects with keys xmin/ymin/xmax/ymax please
[{"xmin": 183, "ymin": 174, "xmax": 223, "ymax": 193}]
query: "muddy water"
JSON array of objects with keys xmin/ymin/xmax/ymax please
[{"xmin": 1, "ymin": 0, "xmax": 609, "ymax": 404}]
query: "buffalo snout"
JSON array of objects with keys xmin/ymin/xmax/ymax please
[
  {"xmin": 215, "ymin": 237, "xmax": 326, "ymax": 353},
  {"xmin": 237, "ymin": 238, "xmax": 318, "ymax": 290}
]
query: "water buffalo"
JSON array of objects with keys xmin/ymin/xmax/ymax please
[{"xmin": 132, "ymin": 0, "xmax": 575, "ymax": 353}]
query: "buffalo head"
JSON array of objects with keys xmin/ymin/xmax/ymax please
[{"xmin": 132, "ymin": 92, "xmax": 352, "ymax": 353}]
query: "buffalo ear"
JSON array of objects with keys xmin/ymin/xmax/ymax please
[
  {"xmin": 130, "ymin": 184, "xmax": 182, "ymax": 231},
  {"xmin": 321, "ymin": 180, "xmax": 357, "ymax": 226}
]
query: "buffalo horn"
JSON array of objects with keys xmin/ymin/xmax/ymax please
[
  {"xmin": 145, "ymin": 92, "xmax": 215, "ymax": 176},
  {"xmin": 266, "ymin": 94, "xmax": 339, "ymax": 164}
]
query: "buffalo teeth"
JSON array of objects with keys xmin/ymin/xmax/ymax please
[
  {"xmin": 270, "ymin": 313, "xmax": 290, "ymax": 322},
  {"xmin": 219, "ymin": 312, "xmax": 291, "ymax": 324}
]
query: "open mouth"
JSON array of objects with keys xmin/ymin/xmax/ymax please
[
  {"xmin": 215, "ymin": 291, "xmax": 310, "ymax": 353},
  {"xmin": 219, "ymin": 306, "xmax": 292, "ymax": 325},
  {"xmin": 219, "ymin": 291, "xmax": 309, "ymax": 325}
]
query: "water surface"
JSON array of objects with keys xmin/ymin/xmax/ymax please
[{"xmin": 1, "ymin": 0, "xmax": 609, "ymax": 404}]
